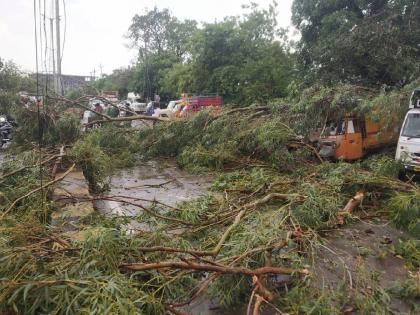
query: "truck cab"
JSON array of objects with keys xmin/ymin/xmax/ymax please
[
  {"xmin": 318, "ymin": 117, "xmax": 363, "ymax": 160},
  {"xmin": 395, "ymin": 88, "xmax": 420, "ymax": 173},
  {"xmin": 319, "ymin": 115, "xmax": 398, "ymax": 161}
]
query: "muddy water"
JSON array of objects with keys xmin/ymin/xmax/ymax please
[{"xmin": 93, "ymin": 161, "xmax": 213, "ymax": 231}]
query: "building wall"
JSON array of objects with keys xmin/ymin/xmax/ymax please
[{"xmin": 31, "ymin": 73, "xmax": 92, "ymax": 94}]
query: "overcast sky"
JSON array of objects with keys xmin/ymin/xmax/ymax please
[{"xmin": 0, "ymin": 0, "xmax": 294, "ymax": 76}]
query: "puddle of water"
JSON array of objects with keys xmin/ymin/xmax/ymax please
[
  {"xmin": 92, "ymin": 161, "xmax": 214, "ymax": 233},
  {"xmin": 95, "ymin": 161, "xmax": 213, "ymax": 216}
]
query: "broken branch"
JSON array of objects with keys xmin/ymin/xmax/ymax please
[
  {"xmin": 337, "ymin": 191, "xmax": 365, "ymax": 225},
  {"xmin": 120, "ymin": 260, "xmax": 309, "ymax": 276}
]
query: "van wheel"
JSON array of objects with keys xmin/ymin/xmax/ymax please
[{"xmin": 398, "ymin": 170, "xmax": 406, "ymax": 181}]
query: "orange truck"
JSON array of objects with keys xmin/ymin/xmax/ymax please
[{"xmin": 318, "ymin": 115, "xmax": 399, "ymax": 160}]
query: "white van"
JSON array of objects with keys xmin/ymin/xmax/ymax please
[
  {"xmin": 395, "ymin": 89, "xmax": 420, "ymax": 173},
  {"xmin": 127, "ymin": 92, "xmax": 147, "ymax": 113},
  {"xmin": 158, "ymin": 100, "xmax": 182, "ymax": 119}
]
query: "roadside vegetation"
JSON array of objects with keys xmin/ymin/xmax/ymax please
[{"xmin": 0, "ymin": 0, "xmax": 419, "ymax": 314}]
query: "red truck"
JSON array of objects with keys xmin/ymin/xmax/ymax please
[{"xmin": 180, "ymin": 94, "xmax": 223, "ymax": 115}]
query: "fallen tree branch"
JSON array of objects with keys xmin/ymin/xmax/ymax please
[
  {"xmin": 138, "ymin": 246, "xmax": 214, "ymax": 257},
  {"xmin": 49, "ymin": 96, "xmax": 112, "ymax": 120},
  {"xmin": 76, "ymin": 95, "xmax": 138, "ymax": 117},
  {"xmin": 120, "ymin": 260, "xmax": 309, "ymax": 276},
  {"xmin": 138, "ymin": 239, "xmax": 288, "ymax": 262},
  {"xmin": 1, "ymin": 163, "xmax": 76, "ymax": 218}
]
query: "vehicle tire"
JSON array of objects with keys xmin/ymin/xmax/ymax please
[{"xmin": 398, "ymin": 170, "xmax": 406, "ymax": 181}]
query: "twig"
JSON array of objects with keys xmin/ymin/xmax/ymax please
[
  {"xmin": 124, "ymin": 179, "xmax": 175, "ymax": 190},
  {"xmin": 247, "ymin": 288, "xmax": 257, "ymax": 315},
  {"xmin": 253, "ymin": 295, "xmax": 264, "ymax": 315},
  {"xmin": 49, "ymin": 96, "xmax": 111, "ymax": 120}
]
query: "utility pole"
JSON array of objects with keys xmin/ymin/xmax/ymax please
[
  {"xmin": 99, "ymin": 64, "xmax": 103, "ymax": 77},
  {"xmin": 55, "ymin": 0, "xmax": 62, "ymax": 95},
  {"xmin": 50, "ymin": 16, "xmax": 56, "ymax": 92}
]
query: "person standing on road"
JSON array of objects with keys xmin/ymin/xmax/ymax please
[{"xmin": 94, "ymin": 103, "xmax": 103, "ymax": 114}]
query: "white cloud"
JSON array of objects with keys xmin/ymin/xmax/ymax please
[{"xmin": 0, "ymin": 0, "xmax": 294, "ymax": 75}]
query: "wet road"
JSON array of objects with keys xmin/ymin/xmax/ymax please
[{"xmin": 94, "ymin": 160, "xmax": 213, "ymax": 219}]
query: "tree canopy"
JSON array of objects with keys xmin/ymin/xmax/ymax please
[
  {"xmin": 120, "ymin": 3, "xmax": 293, "ymax": 104},
  {"xmin": 292, "ymin": 0, "xmax": 420, "ymax": 86},
  {"xmin": 93, "ymin": 0, "xmax": 420, "ymax": 105}
]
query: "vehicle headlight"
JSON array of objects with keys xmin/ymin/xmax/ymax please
[{"xmin": 400, "ymin": 151, "xmax": 411, "ymax": 161}]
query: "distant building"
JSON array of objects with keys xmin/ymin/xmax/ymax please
[{"xmin": 31, "ymin": 73, "xmax": 93, "ymax": 94}]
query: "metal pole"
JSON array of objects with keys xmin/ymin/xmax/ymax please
[
  {"xmin": 55, "ymin": 0, "xmax": 62, "ymax": 95},
  {"xmin": 50, "ymin": 16, "xmax": 57, "ymax": 93}
]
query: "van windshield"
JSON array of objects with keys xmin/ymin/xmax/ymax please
[
  {"xmin": 322, "ymin": 120, "xmax": 345, "ymax": 136},
  {"xmin": 410, "ymin": 90, "xmax": 420, "ymax": 108},
  {"xmin": 402, "ymin": 113, "xmax": 420, "ymax": 138}
]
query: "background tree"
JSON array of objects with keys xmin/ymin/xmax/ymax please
[
  {"xmin": 0, "ymin": 58, "xmax": 35, "ymax": 114},
  {"xmin": 127, "ymin": 7, "xmax": 198, "ymax": 100},
  {"xmin": 94, "ymin": 67, "xmax": 136, "ymax": 100},
  {"xmin": 190, "ymin": 2, "xmax": 292, "ymax": 104},
  {"xmin": 292, "ymin": 0, "xmax": 420, "ymax": 86}
]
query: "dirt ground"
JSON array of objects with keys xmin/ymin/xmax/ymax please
[{"xmin": 314, "ymin": 219, "xmax": 413, "ymax": 314}]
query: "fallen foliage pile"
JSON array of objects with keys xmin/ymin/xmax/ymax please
[{"xmin": 0, "ymin": 87, "xmax": 419, "ymax": 314}]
